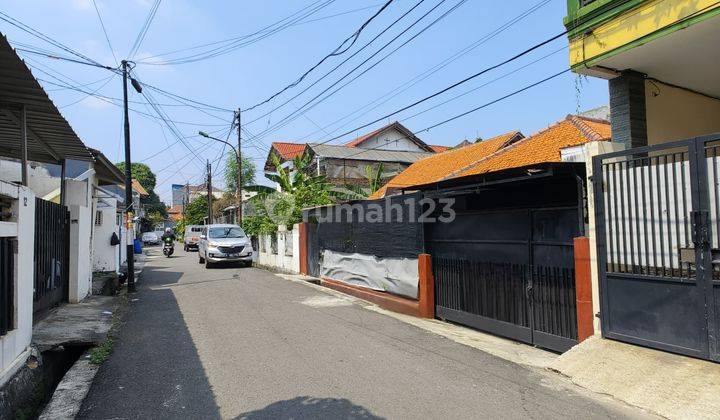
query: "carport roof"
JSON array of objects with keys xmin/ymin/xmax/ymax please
[{"xmin": 0, "ymin": 34, "xmax": 92, "ymax": 164}]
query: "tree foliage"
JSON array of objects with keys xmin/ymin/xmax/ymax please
[
  {"xmin": 115, "ymin": 162, "xmax": 156, "ymax": 192},
  {"xmin": 264, "ymin": 153, "xmax": 331, "ymax": 226},
  {"xmin": 224, "ymin": 152, "xmax": 256, "ymax": 192},
  {"xmin": 184, "ymin": 196, "xmax": 209, "ymax": 225}
]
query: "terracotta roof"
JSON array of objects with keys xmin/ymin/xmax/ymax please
[
  {"xmin": 429, "ymin": 145, "xmax": 450, "ymax": 153},
  {"xmin": 344, "ymin": 121, "xmax": 433, "ymax": 152},
  {"xmin": 271, "ymin": 142, "xmax": 306, "ymax": 160},
  {"xmin": 368, "ymin": 131, "xmax": 523, "ymax": 199},
  {"xmin": 131, "ymin": 179, "xmax": 148, "ymax": 196},
  {"xmin": 452, "ymin": 115, "xmax": 610, "ymax": 179},
  {"xmin": 167, "ymin": 205, "xmax": 183, "ymax": 214}
]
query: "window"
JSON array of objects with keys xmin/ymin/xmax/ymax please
[{"xmin": 95, "ymin": 210, "xmax": 103, "ymax": 226}]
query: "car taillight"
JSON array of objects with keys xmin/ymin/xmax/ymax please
[{"xmin": 191, "ymin": 236, "xmax": 199, "ymax": 241}]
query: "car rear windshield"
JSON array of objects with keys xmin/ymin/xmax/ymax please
[{"xmin": 208, "ymin": 227, "xmax": 245, "ymax": 239}]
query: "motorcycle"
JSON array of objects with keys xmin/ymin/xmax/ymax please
[{"xmin": 162, "ymin": 237, "xmax": 174, "ymax": 257}]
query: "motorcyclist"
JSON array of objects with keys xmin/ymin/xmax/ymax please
[{"xmin": 161, "ymin": 228, "xmax": 176, "ymax": 243}]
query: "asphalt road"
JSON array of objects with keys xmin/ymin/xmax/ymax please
[{"xmin": 79, "ymin": 247, "xmax": 648, "ymax": 419}]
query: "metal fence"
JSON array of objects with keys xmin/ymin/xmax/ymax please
[{"xmin": 0, "ymin": 237, "xmax": 13, "ymax": 336}]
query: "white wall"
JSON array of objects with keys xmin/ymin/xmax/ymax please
[
  {"xmin": 646, "ymin": 80, "xmax": 720, "ymax": 145},
  {"xmin": 68, "ymin": 205, "xmax": 92, "ymax": 303},
  {"xmin": 584, "ymin": 141, "xmax": 627, "ymax": 335},
  {"xmin": 256, "ymin": 224, "xmax": 300, "ymax": 273},
  {"xmin": 0, "ymin": 182, "xmax": 34, "ymax": 386},
  {"xmin": 92, "ymin": 203, "xmax": 119, "ymax": 272},
  {"xmin": 355, "ymin": 127, "xmax": 426, "ymax": 152}
]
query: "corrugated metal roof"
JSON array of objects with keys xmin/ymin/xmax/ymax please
[
  {"xmin": 307, "ymin": 143, "xmax": 432, "ymax": 163},
  {"xmin": 0, "ymin": 34, "xmax": 92, "ymax": 164}
]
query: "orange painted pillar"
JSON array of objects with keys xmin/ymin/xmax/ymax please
[
  {"xmin": 418, "ymin": 254, "xmax": 435, "ymax": 318},
  {"xmin": 298, "ymin": 223, "xmax": 308, "ymax": 275},
  {"xmin": 574, "ymin": 237, "xmax": 594, "ymax": 342}
]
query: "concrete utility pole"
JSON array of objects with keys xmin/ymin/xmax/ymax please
[
  {"xmin": 206, "ymin": 160, "xmax": 212, "ymax": 225},
  {"xmin": 121, "ymin": 60, "xmax": 135, "ymax": 293}
]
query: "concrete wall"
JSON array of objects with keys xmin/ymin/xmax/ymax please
[
  {"xmin": 646, "ymin": 80, "xmax": 720, "ymax": 145},
  {"xmin": 583, "ymin": 141, "xmax": 627, "ymax": 335},
  {"xmin": 0, "ymin": 182, "xmax": 34, "ymax": 386},
  {"xmin": 256, "ymin": 224, "xmax": 300, "ymax": 273},
  {"xmin": 68, "ymin": 205, "xmax": 92, "ymax": 303},
  {"xmin": 92, "ymin": 203, "xmax": 119, "ymax": 272}
]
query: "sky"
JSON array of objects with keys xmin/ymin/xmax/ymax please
[{"xmin": 1, "ymin": 0, "xmax": 609, "ymax": 203}]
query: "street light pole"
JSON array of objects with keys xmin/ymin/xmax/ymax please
[
  {"xmin": 198, "ymin": 130, "xmax": 242, "ymax": 225},
  {"xmin": 236, "ymin": 109, "xmax": 242, "ymax": 224}
]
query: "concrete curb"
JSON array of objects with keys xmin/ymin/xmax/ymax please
[{"xmin": 38, "ymin": 353, "xmax": 98, "ymax": 420}]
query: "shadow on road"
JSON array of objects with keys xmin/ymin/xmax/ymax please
[
  {"xmin": 235, "ymin": 396, "xmax": 385, "ymax": 419},
  {"xmin": 78, "ymin": 262, "xmax": 221, "ymax": 419}
]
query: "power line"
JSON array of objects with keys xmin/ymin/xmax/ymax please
[
  {"xmin": 245, "ymin": 0, "xmax": 428, "ymax": 123},
  {"xmin": 339, "ymin": 68, "xmax": 569, "ymax": 161},
  {"xmin": 136, "ymin": 0, "xmax": 336, "ymax": 65},
  {"xmin": 248, "ymin": 0, "xmax": 467, "ymax": 141},
  {"xmin": 295, "ymin": 0, "xmax": 552, "ymax": 142},
  {"xmin": 245, "ymin": 0, "xmax": 396, "ymax": 111},
  {"xmin": 307, "ymin": 29, "xmax": 568, "ymax": 148},
  {"xmin": 0, "ymin": 11, "xmax": 109, "ymax": 68},
  {"xmin": 92, "ymin": 0, "xmax": 119, "ymax": 66},
  {"xmin": 128, "ymin": 0, "xmax": 161, "ymax": 59}
]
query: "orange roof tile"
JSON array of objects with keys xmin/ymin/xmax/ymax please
[
  {"xmin": 369, "ymin": 131, "xmax": 523, "ymax": 198},
  {"xmin": 453, "ymin": 116, "xmax": 610, "ymax": 179},
  {"xmin": 429, "ymin": 145, "xmax": 450, "ymax": 153},
  {"xmin": 271, "ymin": 142, "xmax": 306, "ymax": 160}
]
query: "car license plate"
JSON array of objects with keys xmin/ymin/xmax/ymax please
[{"xmin": 228, "ymin": 253, "xmax": 240, "ymax": 258}]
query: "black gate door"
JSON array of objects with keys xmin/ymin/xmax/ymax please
[
  {"xmin": 593, "ymin": 134, "xmax": 720, "ymax": 362},
  {"xmin": 429, "ymin": 207, "xmax": 579, "ymax": 353},
  {"xmin": 34, "ymin": 198, "xmax": 70, "ymax": 315}
]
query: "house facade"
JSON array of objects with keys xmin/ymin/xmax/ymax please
[
  {"xmin": 565, "ymin": 0, "xmax": 720, "ymax": 361},
  {"xmin": 263, "ymin": 121, "xmax": 448, "ymax": 190}
]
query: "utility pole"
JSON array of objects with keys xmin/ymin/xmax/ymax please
[
  {"xmin": 206, "ymin": 160, "xmax": 213, "ymax": 225},
  {"xmin": 121, "ymin": 60, "xmax": 135, "ymax": 293},
  {"xmin": 236, "ymin": 108, "xmax": 242, "ymax": 224}
]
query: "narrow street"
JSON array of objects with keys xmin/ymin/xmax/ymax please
[{"xmin": 78, "ymin": 249, "xmax": 648, "ymax": 419}]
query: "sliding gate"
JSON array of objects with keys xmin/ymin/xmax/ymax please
[
  {"xmin": 429, "ymin": 206, "xmax": 580, "ymax": 353},
  {"xmin": 33, "ymin": 198, "xmax": 70, "ymax": 315},
  {"xmin": 593, "ymin": 135, "xmax": 720, "ymax": 362}
]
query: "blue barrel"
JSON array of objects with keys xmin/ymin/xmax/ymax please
[{"xmin": 133, "ymin": 238, "xmax": 143, "ymax": 254}]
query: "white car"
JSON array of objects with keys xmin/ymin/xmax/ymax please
[
  {"xmin": 197, "ymin": 224, "xmax": 253, "ymax": 268},
  {"xmin": 141, "ymin": 231, "xmax": 160, "ymax": 245}
]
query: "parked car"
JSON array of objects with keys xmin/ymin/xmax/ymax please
[
  {"xmin": 197, "ymin": 224, "xmax": 253, "ymax": 268},
  {"xmin": 141, "ymin": 231, "xmax": 160, "ymax": 245},
  {"xmin": 183, "ymin": 225, "xmax": 204, "ymax": 251}
]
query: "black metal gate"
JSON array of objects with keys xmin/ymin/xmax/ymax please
[
  {"xmin": 306, "ymin": 222, "xmax": 320, "ymax": 277},
  {"xmin": 33, "ymin": 198, "xmax": 70, "ymax": 315},
  {"xmin": 0, "ymin": 237, "xmax": 13, "ymax": 336},
  {"xmin": 593, "ymin": 134, "xmax": 720, "ymax": 362},
  {"xmin": 428, "ymin": 207, "xmax": 580, "ymax": 352}
]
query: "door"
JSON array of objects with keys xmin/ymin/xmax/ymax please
[
  {"xmin": 593, "ymin": 135, "xmax": 720, "ymax": 362},
  {"xmin": 34, "ymin": 198, "xmax": 70, "ymax": 315}
]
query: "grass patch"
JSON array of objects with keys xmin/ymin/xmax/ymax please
[{"xmin": 89, "ymin": 338, "xmax": 114, "ymax": 365}]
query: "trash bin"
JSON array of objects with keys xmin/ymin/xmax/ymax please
[{"xmin": 133, "ymin": 238, "xmax": 143, "ymax": 254}]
